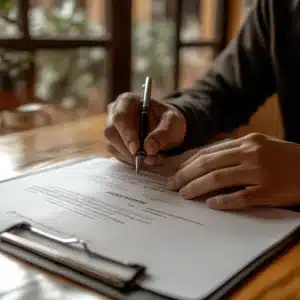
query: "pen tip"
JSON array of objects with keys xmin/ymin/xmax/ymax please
[{"xmin": 135, "ymin": 155, "xmax": 143, "ymax": 174}]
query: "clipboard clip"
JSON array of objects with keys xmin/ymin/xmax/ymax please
[{"xmin": 0, "ymin": 222, "xmax": 146, "ymax": 293}]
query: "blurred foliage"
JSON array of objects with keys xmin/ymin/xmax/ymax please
[
  {"xmin": 0, "ymin": 0, "xmax": 28, "ymax": 90},
  {"xmin": 0, "ymin": 0, "xmax": 175, "ymax": 106},
  {"xmin": 0, "ymin": 0, "xmax": 11, "ymax": 11},
  {"xmin": 31, "ymin": 1, "xmax": 106, "ymax": 107},
  {"xmin": 0, "ymin": 50, "xmax": 32, "ymax": 76},
  {"xmin": 132, "ymin": 19, "xmax": 174, "ymax": 92},
  {"xmin": 0, "ymin": 0, "xmax": 106, "ymax": 108},
  {"xmin": 36, "ymin": 48, "xmax": 106, "ymax": 108}
]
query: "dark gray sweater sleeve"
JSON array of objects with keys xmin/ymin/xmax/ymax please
[{"xmin": 165, "ymin": 0, "xmax": 277, "ymax": 151}]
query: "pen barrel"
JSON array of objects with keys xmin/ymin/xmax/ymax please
[{"xmin": 138, "ymin": 108, "xmax": 149, "ymax": 152}]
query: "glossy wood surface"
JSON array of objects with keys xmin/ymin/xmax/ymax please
[{"xmin": 0, "ymin": 114, "xmax": 299, "ymax": 300}]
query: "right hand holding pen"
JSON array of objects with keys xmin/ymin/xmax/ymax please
[{"xmin": 104, "ymin": 92, "xmax": 187, "ymax": 166}]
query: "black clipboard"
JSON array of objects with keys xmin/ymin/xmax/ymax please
[{"xmin": 0, "ymin": 157, "xmax": 300, "ymax": 300}]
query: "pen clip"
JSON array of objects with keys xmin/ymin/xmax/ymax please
[
  {"xmin": 140, "ymin": 84, "xmax": 145, "ymax": 103},
  {"xmin": 141, "ymin": 77, "xmax": 151, "ymax": 108}
]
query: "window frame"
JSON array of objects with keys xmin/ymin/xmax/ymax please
[
  {"xmin": 0, "ymin": 0, "xmax": 229, "ymax": 106},
  {"xmin": 173, "ymin": 0, "xmax": 229, "ymax": 89},
  {"xmin": 0, "ymin": 0, "xmax": 132, "ymax": 105}
]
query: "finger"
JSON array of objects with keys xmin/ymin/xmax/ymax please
[
  {"xmin": 205, "ymin": 186, "xmax": 258, "ymax": 210},
  {"xmin": 144, "ymin": 153, "xmax": 165, "ymax": 166},
  {"xmin": 105, "ymin": 131, "xmax": 164, "ymax": 167},
  {"xmin": 104, "ymin": 126, "xmax": 132, "ymax": 160},
  {"xmin": 179, "ymin": 139, "xmax": 242, "ymax": 170},
  {"xmin": 105, "ymin": 104, "xmax": 135, "ymax": 159},
  {"xmin": 105, "ymin": 142, "xmax": 134, "ymax": 165},
  {"xmin": 179, "ymin": 165, "xmax": 260, "ymax": 200},
  {"xmin": 104, "ymin": 127, "xmax": 132, "ymax": 161},
  {"xmin": 112, "ymin": 93, "xmax": 140, "ymax": 155},
  {"xmin": 144, "ymin": 110, "xmax": 180, "ymax": 155},
  {"xmin": 234, "ymin": 190, "xmax": 300, "ymax": 207},
  {"xmin": 167, "ymin": 148, "xmax": 241, "ymax": 191}
]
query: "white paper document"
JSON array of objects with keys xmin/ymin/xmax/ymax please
[{"xmin": 0, "ymin": 157, "xmax": 299, "ymax": 299}]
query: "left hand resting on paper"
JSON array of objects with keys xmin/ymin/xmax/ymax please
[{"xmin": 167, "ymin": 133, "xmax": 300, "ymax": 210}]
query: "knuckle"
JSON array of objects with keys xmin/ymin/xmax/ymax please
[
  {"xmin": 244, "ymin": 133, "xmax": 266, "ymax": 145},
  {"xmin": 112, "ymin": 110, "xmax": 127, "ymax": 125},
  {"xmin": 185, "ymin": 182, "xmax": 197, "ymax": 196},
  {"xmin": 245, "ymin": 145, "xmax": 263, "ymax": 163},
  {"xmin": 104, "ymin": 123, "xmax": 117, "ymax": 140},
  {"xmin": 196, "ymin": 155, "xmax": 210, "ymax": 170},
  {"xmin": 112, "ymin": 93, "xmax": 140, "ymax": 126},
  {"xmin": 174, "ymin": 170, "xmax": 185, "ymax": 186},
  {"xmin": 119, "ymin": 92, "xmax": 140, "ymax": 108},
  {"xmin": 209, "ymin": 171, "xmax": 222, "ymax": 188},
  {"xmin": 241, "ymin": 133, "xmax": 266, "ymax": 159},
  {"xmin": 165, "ymin": 109, "xmax": 177, "ymax": 120},
  {"xmin": 242, "ymin": 138, "xmax": 265, "ymax": 164},
  {"xmin": 117, "ymin": 92, "xmax": 135, "ymax": 102},
  {"xmin": 162, "ymin": 110, "xmax": 177, "ymax": 128}
]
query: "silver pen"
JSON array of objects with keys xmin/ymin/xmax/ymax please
[{"xmin": 135, "ymin": 76, "xmax": 152, "ymax": 174}]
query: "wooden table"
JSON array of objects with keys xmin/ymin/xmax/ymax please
[{"xmin": 0, "ymin": 114, "xmax": 299, "ymax": 300}]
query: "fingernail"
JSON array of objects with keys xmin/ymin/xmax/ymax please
[
  {"xmin": 166, "ymin": 178, "xmax": 175, "ymax": 190},
  {"xmin": 179, "ymin": 188, "xmax": 190, "ymax": 199},
  {"xmin": 146, "ymin": 138, "xmax": 159, "ymax": 155},
  {"xmin": 128, "ymin": 142, "xmax": 138, "ymax": 155},
  {"xmin": 206, "ymin": 198, "xmax": 221, "ymax": 209}
]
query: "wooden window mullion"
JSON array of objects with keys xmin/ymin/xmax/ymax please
[
  {"xmin": 173, "ymin": 0, "xmax": 183, "ymax": 90},
  {"xmin": 18, "ymin": 0, "xmax": 35, "ymax": 103},
  {"xmin": 107, "ymin": 0, "xmax": 132, "ymax": 105},
  {"xmin": 173, "ymin": 0, "xmax": 229, "ymax": 90}
]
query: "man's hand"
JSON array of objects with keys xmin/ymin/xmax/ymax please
[
  {"xmin": 167, "ymin": 133, "xmax": 300, "ymax": 210},
  {"xmin": 104, "ymin": 93, "xmax": 187, "ymax": 166}
]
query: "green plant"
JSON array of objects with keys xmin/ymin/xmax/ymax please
[
  {"xmin": 0, "ymin": 0, "xmax": 11, "ymax": 11},
  {"xmin": 0, "ymin": 0, "xmax": 30, "ymax": 74},
  {"xmin": 132, "ymin": 19, "xmax": 175, "ymax": 93},
  {"xmin": 0, "ymin": 0, "xmax": 30, "ymax": 94}
]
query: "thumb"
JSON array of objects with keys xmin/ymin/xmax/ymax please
[{"xmin": 144, "ymin": 111, "xmax": 180, "ymax": 155}]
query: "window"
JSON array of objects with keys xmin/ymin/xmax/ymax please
[
  {"xmin": 0, "ymin": 0, "xmax": 131, "ymax": 114},
  {"xmin": 176, "ymin": 0, "xmax": 227, "ymax": 89},
  {"xmin": 131, "ymin": 0, "xmax": 227, "ymax": 99},
  {"xmin": 1, "ymin": 0, "xmax": 227, "ymax": 113},
  {"xmin": 132, "ymin": 0, "xmax": 175, "ymax": 99}
]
